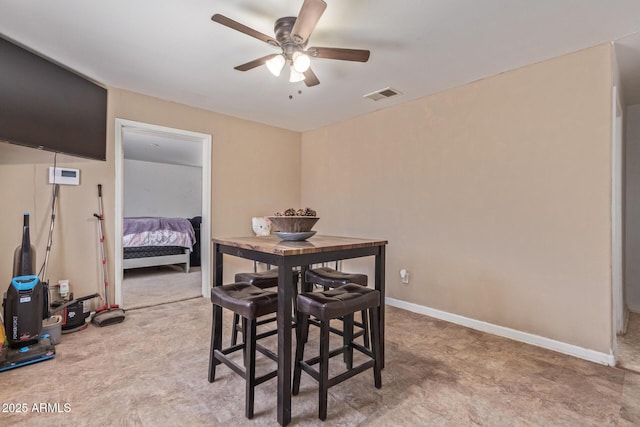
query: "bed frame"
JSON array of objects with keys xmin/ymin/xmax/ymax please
[{"xmin": 122, "ymin": 247, "xmax": 190, "ymax": 273}]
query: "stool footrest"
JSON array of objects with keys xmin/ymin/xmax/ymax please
[
  {"xmin": 307, "ymin": 318, "xmax": 367, "ymax": 339},
  {"xmin": 302, "ymin": 345, "xmax": 350, "ymax": 367},
  {"xmin": 213, "ymin": 346, "xmax": 278, "ymax": 386},
  {"xmin": 256, "ymin": 328, "xmax": 278, "ymax": 341},
  {"xmin": 327, "ymin": 360, "xmax": 375, "ymax": 388},
  {"xmin": 213, "ymin": 349, "xmax": 247, "ymax": 378},
  {"xmin": 299, "ymin": 359, "xmax": 375, "ymax": 389},
  {"xmin": 254, "ymin": 369, "xmax": 278, "ymax": 386},
  {"xmin": 256, "ymin": 343, "xmax": 278, "ymax": 362},
  {"xmin": 351, "ymin": 342, "xmax": 374, "ymax": 360},
  {"xmin": 218, "ymin": 331, "xmax": 279, "ymax": 353},
  {"xmin": 301, "ymin": 340, "xmax": 373, "ymax": 367},
  {"xmin": 256, "ymin": 315, "xmax": 276, "ymax": 326},
  {"xmin": 219, "ymin": 343, "xmax": 244, "ymax": 355}
]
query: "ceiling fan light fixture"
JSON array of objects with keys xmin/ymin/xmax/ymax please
[
  {"xmin": 212, "ymin": 1, "xmax": 370, "ymax": 88},
  {"xmin": 292, "ymin": 51, "xmax": 311, "ymax": 73},
  {"xmin": 266, "ymin": 54, "xmax": 286, "ymax": 76},
  {"xmin": 289, "ymin": 68, "xmax": 306, "ymax": 83}
]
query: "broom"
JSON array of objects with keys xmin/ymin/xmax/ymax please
[{"xmin": 91, "ymin": 184, "xmax": 125, "ymax": 326}]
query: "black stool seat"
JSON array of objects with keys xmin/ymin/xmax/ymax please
[
  {"xmin": 297, "ymin": 283, "xmax": 379, "ymax": 320},
  {"xmin": 211, "ymin": 282, "xmax": 278, "ymax": 318},
  {"xmin": 209, "ymin": 282, "xmax": 279, "ymax": 420},
  {"xmin": 235, "ymin": 268, "xmax": 300, "ymax": 289},
  {"xmin": 305, "ymin": 267, "xmax": 367, "ymax": 288},
  {"xmin": 293, "ymin": 283, "xmax": 382, "ymax": 421}
]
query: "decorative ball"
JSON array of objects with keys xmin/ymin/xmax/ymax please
[{"xmin": 268, "ymin": 216, "xmax": 319, "ymax": 233}]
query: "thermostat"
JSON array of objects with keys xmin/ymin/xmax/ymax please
[{"xmin": 49, "ymin": 167, "xmax": 80, "ymax": 185}]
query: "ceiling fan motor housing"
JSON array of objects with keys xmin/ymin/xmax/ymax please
[{"xmin": 275, "ymin": 17, "xmax": 307, "ymax": 58}]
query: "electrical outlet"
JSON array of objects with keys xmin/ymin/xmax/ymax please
[
  {"xmin": 58, "ymin": 280, "xmax": 70, "ymax": 297},
  {"xmin": 400, "ymin": 269, "xmax": 409, "ymax": 284}
]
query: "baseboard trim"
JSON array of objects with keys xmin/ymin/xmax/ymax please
[
  {"xmin": 385, "ymin": 297, "xmax": 615, "ymax": 366},
  {"xmin": 627, "ymin": 306, "xmax": 640, "ymax": 314}
]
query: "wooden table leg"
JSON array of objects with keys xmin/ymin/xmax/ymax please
[
  {"xmin": 213, "ymin": 242, "xmax": 223, "ymax": 289},
  {"xmin": 375, "ymin": 245, "xmax": 386, "ymax": 369},
  {"xmin": 277, "ymin": 260, "xmax": 294, "ymax": 426}
]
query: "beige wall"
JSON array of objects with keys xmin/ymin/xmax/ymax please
[
  {"xmin": 302, "ymin": 44, "xmax": 614, "ymax": 353},
  {"xmin": 0, "ymin": 88, "xmax": 301, "ymax": 302},
  {"xmin": 1, "ymin": 44, "xmax": 615, "ymax": 355}
]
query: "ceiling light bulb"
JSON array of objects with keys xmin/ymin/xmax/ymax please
[
  {"xmin": 292, "ymin": 51, "xmax": 311, "ymax": 73},
  {"xmin": 289, "ymin": 68, "xmax": 305, "ymax": 83},
  {"xmin": 266, "ymin": 54, "xmax": 286, "ymax": 76}
]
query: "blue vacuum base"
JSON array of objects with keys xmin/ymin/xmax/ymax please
[{"xmin": 0, "ymin": 337, "xmax": 55, "ymax": 372}]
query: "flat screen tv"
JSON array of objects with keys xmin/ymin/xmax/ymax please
[{"xmin": 0, "ymin": 36, "xmax": 107, "ymax": 161}]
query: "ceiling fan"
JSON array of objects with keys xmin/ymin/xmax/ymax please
[{"xmin": 211, "ymin": 0, "xmax": 370, "ymax": 87}]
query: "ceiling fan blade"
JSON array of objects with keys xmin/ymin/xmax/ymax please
[
  {"xmin": 291, "ymin": 0, "xmax": 327, "ymax": 45},
  {"xmin": 211, "ymin": 14, "xmax": 279, "ymax": 47},
  {"xmin": 234, "ymin": 54, "xmax": 279, "ymax": 72},
  {"xmin": 303, "ymin": 68, "xmax": 320, "ymax": 87},
  {"xmin": 307, "ymin": 47, "xmax": 370, "ymax": 62}
]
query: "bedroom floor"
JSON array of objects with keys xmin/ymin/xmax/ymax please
[
  {"xmin": 122, "ymin": 265, "xmax": 201, "ymax": 310},
  {"xmin": 2, "ymin": 298, "xmax": 640, "ymax": 426},
  {"xmin": 618, "ymin": 312, "xmax": 640, "ymax": 374}
]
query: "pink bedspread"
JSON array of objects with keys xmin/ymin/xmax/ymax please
[{"xmin": 123, "ymin": 217, "xmax": 196, "ymax": 249}]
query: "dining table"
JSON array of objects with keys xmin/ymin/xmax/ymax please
[{"xmin": 212, "ymin": 234, "xmax": 388, "ymax": 426}]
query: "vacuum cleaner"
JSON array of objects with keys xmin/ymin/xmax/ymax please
[
  {"xmin": 1, "ymin": 213, "xmax": 56, "ymax": 372},
  {"xmin": 91, "ymin": 184, "xmax": 125, "ymax": 327},
  {"xmin": 51, "ymin": 292, "xmax": 99, "ymax": 333},
  {"xmin": 4, "ymin": 275, "xmax": 44, "ymax": 347}
]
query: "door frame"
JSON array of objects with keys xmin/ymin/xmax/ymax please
[
  {"xmin": 612, "ymin": 86, "xmax": 624, "ymax": 352},
  {"xmin": 114, "ymin": 118, "xmax": 212, "ymax": 305}
]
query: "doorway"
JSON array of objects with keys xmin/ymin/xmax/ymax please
[
  {"xmin": 114, "ymin": 119, "xmax": 212, "ymax": 307},
  {"xmin": 618, "ymin": 103, "xmax": 640, "ymax": 373},
  {"xmin": 612, "ymin": 86, "xmax": 624, "ymax": 340}
]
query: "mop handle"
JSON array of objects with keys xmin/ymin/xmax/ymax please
[
  {"xmin": 95, "ymin": 184, "xmax": 110, "ymax": 307},
  {"xmin": 40, "ymin": 184, "xmax": 60, "ymax": 282}
]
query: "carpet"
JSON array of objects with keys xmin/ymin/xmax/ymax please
[
  {"xmin": 1, "ymin": 300, "xmax": 639, "ymax": 426},
  {"xmin": 122, "ymin": 265, "xmax": 202, "ymax": 310}
]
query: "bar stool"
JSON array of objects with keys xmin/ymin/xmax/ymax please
[
  {"xmin": 292, "ymin": 283, "xmax": 382, "ymax": 421},
  {"xmin": 208, "ymin": 282, "xmax": 279, "ymax": 419},
  {"xmin": 305, "ymin": 266, "xmax": 370, "ymax": 349},
  {"xmin": 231, "ymin": 267, "xmax": 300, "ymax": 345}
]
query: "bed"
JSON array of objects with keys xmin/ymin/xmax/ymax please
[{"xmin": 123, "ymin": 217, "xmax": 197, "ymax": 273}]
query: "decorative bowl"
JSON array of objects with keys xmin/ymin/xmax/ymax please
[
  {"xmin": 268, "ymin": 216, "xmax": 319, "ymax": 233},
  {"xmin": 274, "ymin": 231, "xmax": 317, "ymax": 241}
]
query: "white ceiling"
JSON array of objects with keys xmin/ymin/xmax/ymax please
[
  {"xmin": 123, "ymin": 128, "xmax": 204, "ymax": 168},
  {"xmin": 1, "ymin": 0, "xmax": 640, "ymax": 166}
]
